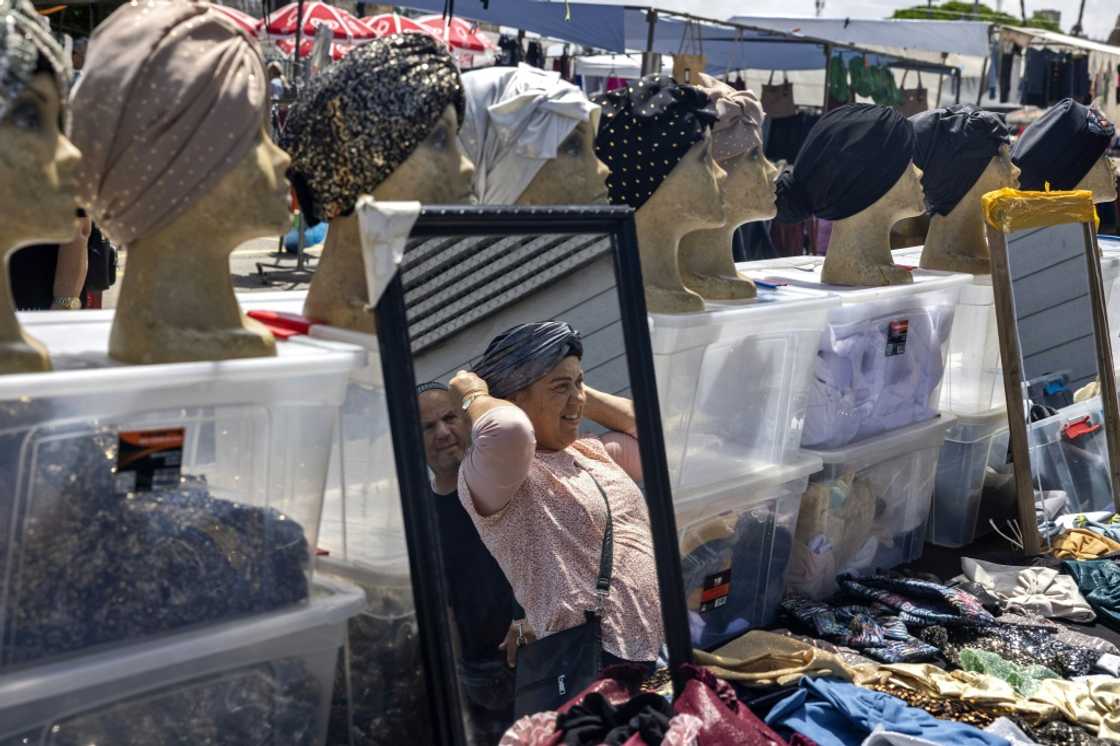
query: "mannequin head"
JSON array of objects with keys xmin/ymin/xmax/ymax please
[
  {"xmin": 69, "ymin": 0, "xmax": 284, "ymax": 364},
  {"xmin": 0, "ymin": 0, "xmax": 77, "ymax": 374},
  {"xmin": 517, "ymin": 119, "xmax": 610, "ymax": 205},
  {"xmin": 460, "ymin": 64, "xmax": 606, "ymax": 205},
  {"xmin": 640, "ymin": 134, "xmax": 726, "ymax": 229},
  {"xmin": 1013, "ymin": 99, "xmax": 1115, "ymax": 202},
  {"xmin": 282, "ymin": 33, "xmax": 467, "ymax": 225},
  {"xmin": 1075, "ymin": 153, "xmax": 1118, "ymax": 204}
]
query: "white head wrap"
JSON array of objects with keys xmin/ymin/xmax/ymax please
[{"xmin": 459, "ymin": 64, "xmax": 598, "ymax": 205}]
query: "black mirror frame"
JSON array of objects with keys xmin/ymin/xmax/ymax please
[{"xmin": 374, "ymin": 206, "xmax": 692, "ymax": 746}]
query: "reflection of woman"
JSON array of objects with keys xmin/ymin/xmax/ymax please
[{"xmin": 451, "ymin": 321, "xmax": 663, "ymax": 669}]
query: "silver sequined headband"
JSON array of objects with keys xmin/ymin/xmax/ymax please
[{"xmin": 0, "ymin": 0, "xmax": 69, "ymax": 124}]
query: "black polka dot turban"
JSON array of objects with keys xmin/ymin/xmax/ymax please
[
  {"xmin": 593, "ymin": 75, "xmax": 717, "ymax": 210},
  {"xmin": 474, "ymin": 321, "xmax": 582, "ymax": 399},
  {"xmin": 776, "ymin": 103, "xmax": 915, "ymax": 223},
  {"xmin": 910, "ymin": 105, "xmax": 1011, "ymax": 216},
  {"xmin": 1012, "ymin": 99, "xmax": 1115, "ymax": 191},
  {"xmin": 281, "ymin": 33, "xmax": 463, "ymax": 225}
]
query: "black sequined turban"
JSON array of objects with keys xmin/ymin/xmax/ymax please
[
  {"xmin": 474, "ymin": 322, "xmax": 583, "ymax": 399},
  {"xmin": 910, "ymin": 105, "xmax": 1011, "ymax": 216},
  {"xmin": 280, "ymin": 33, "xmax": 464, "ymax": 225},
  {"xmin": 593, "ymin": 75, "xmax": 718, "ymax": 210},
  {"xmin": 775, "ymin": 103, "xmax": 915, "ymax": 223},
  {"xmin": 1012, "ymin": 99, "xmax": 1115, "ymax": 191}
]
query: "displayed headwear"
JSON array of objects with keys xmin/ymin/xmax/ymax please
[
  {"xmin": 460, "ymin": 64, "xmax": 599, "ymax": 205},
  {"xmin": 593, "ymin": 75, "xmax": 718, "ymax": 210},
  {"xmin": 910, "ymin": 105, "xmax": 1011, "ymax": 216},
  {"xmin": 695, "ymin": 73, "xmax": 764, "ymax": 163},
  {"xmin": 474, "ymin": 321, "xmax": 583, "ymax": 399},
  {"xmin": 69, "ymin": 0, "xmax": 266, "ymax": 247},
  {"xmin": 1012, "ymin": 99, "xmax": 1116, "ymax": 191},
  {"xmin": 775, "ymin": 104, "xmax": 916, "ymax": 223},
  {"xmin": 0, "ymin": 0, "xmax": 69, "ymax": 124},
  {"xmin": 281, "ymin": 33, "xmax": 463, "ymax": 225}
]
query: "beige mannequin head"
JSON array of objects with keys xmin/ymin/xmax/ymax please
[
  {"xmin": 304, "ymin": 104, "xmax": 475, "ymax": 333},
  {"xmin": 921, "ymin": 144, "xmax": 1020, "ymax": 274},
  {"xmin": 822, "ymin": 162, "xmax": 925, "ymax": 286},
  {"xmin": 1075, "ymin": 153, "xmax": 1118, "ymax": 204},
  {"xmin": 517, "ymin": 119, "xmax": 610, "ymax": 205},
  {"xmin": 109, "ymin": 124, "xmax": 291, "ymax": 364},
  {"xmin": 0, "ymin": 71, "xmax": 82, "ymax": 374},
  {"xmin": 635, "ymin": 133, "xmax": 728, "ymax": 313}
]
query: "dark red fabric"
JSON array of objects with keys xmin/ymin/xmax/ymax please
[{"xmin": 671, "ymin": 665, "xmax": 788, "ymax": 746}]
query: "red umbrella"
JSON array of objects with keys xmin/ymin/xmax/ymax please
[
  {"xmin": 416, "ymin": 14, "xmax": 492, "ymax": 53},
  {"xmin": 362, "ymin": 12, "xmax": 433, "ymax": 38},
  {"xmin": 211, "ymin": 4, "xmax": 261, "ymax": 35},
  {"xmin": 265, "ymin": 2, "xmax": 374, "ymax": 41},
  {"xmin": 276, "ymin": 36, "xmax": 353, "ymax": 60}
]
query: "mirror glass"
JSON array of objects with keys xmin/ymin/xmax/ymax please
[
  {"xmin": 1003, "ymin": 222, "xmax": 1117, "ymax": 522},
  {"xmin": 400, "ymin": 226, "xmax": 666, "ymax": 744}
]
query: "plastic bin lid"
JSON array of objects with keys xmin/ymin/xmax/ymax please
[
  {"xmin": 1099, "ymin": 235, "xmax": 1120, "ymax": 252},
  {"xmin": 0, "ymin": 577, "xmax": 365, "ymax": 712},
  {"xmin": 805, "ymin": 414, "xmax": 957, "ymax": 471},
  {"xmin": 649, "ymin": 285, "xmax": 838, "ymax": 330},
  {"xmin": 0, "ymin": 317, "xmax": 366, "ymax": 401},
  {"xmin": 944, "ymin": 406, "xmax": 1008, "ymax": 443},
  {"xmin": 673, "ymin": 452, "xmax": 823, "ymax": 513},
  {"xmin": 736, "ymin": 257, "xmax": 972, "ymax": 303}
]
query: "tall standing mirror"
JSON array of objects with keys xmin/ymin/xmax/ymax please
[
  {"xmin": 986, "ymin": 190, "xmax": 1120, "ymax": 554},
  {"xmin": 374, "ymin": 206, "xmax": 690, "ymax": 746}
]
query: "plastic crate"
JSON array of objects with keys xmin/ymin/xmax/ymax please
[
  {"xmin": 1097, "ymin": 235, "xmax": 1120, "ymax": 373},
  {"xmin": 650, "ymin": 287, "xmax": 836, "ymax": 490},
  {"xmin": 1028, "ymin": 396, "xmax": 1115, "ymax": 514},
  {"xmin": 315, "ymin": 556, "xmax": 430, "ymax": 746},
  {"xmin": 788, "ymin": 415, "xmax": 954, "ymax": 599},
  {"xmin": 0, "ymin": 318, "xmax": 363, "ymax": 671},
  {"xmin": 738, "ymin": 257, "xmax": 968, "ymax": 449},
  {"xmin": 926, "ymin": 407, "xmax": 1010, "ymax": 547},
  {"xmin": 0, "ymin": 578, "xmax": 365, "ymax": 744},
  {"xmin": 675, "ymin": 453, "xmax": 822, "ymax": 650}
]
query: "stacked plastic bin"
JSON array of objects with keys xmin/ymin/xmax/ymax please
[
  {"xmin": 0, "ymin": 315, "xmax": 366, "ymax": 743},
  {"xmin": 649, "ymin": 287, "xmax": 835, "ymax": 645},
  {"xmin": 739, "ymin": 257, "xmax": 967, "ymax": 596}
]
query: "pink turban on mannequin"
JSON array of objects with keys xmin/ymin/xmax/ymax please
[
  {"xmin": 696, "ymin": 73, "xmax": 764, "ymax": 163},
  {"xmin": 69, "ymin": 0, "xmax": 267, "ymax": 246}
]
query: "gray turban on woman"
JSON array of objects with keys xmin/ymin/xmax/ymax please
[
  {"xmin": 459, "ymin": 64, "xmax": 599, "ymax": 205},
  {"xmin": 0, "ymin": 0, "xmax": 69, "ymax": 124},
  {"xmin": 474, "ymin": 321, "xmax": 583, "ymax": 398},
  {"xmin": 281, "ymin": 33, "xmax": 463, "ymax": 225},
  {"xmin": 69, "ymin": 0, "xmax": 267, "ymax": 247}
]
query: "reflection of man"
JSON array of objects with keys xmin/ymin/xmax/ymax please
[{"xmin": 417, "ymin": 382, "xmax": 531, "ymax": 744}]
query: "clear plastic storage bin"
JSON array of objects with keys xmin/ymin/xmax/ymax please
[
  {"xmin": 675, "ymin": 453, "xmax": 822, "ymax": 650},
  {"xmin": 316, "ymin": 556, "xmax": 430, "ymax": 746},
  {"xmin": 739, "ymin": 257, "xmax": 968, "ymax": 449},
  {"xmin": 926, "ymin": 408, "xmax": 1010, "ymax": 547},
  {"xmin": 788, "ymin": 415, "xmax": 954, "ymax": 599},
  {"xmin": 0, "ymin": 318, "xmax": 363, "ymax": 671},
  {"xmin": 1098, "ymin": 236, "xmax": 1120, "ymax": 372},
  {"xmin": 0, "ymin": 578, "xmax": 365, "ymax": 745},
  {"xmin": 1028, "ymin": 396, "xmax": 1115, "ymax": 514},
  {"xmin": 650, "ymin": 288, "xmax": 837, "ymax": 489}
]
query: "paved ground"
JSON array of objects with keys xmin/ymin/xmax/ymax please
[{"xmin": 102, "ymin": 236, "xmax": 322, "ymax": 309}]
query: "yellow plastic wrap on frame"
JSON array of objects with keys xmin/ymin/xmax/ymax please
[{"xmin": 982, "ymin": 188, "xmax": 1099, "ymax": 233}]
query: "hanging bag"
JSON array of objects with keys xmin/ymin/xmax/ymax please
[
  {"xmin": 897, "ymin": 70, "xmax": 928, "ymax": 116},
  {"xmin": 672, "ymin": 20, "xmax": 705, "ymax": 84},
  {"xmin": 762, "ymin": 70, "xmax": 797, "ymax": 119},
  {"xmin": 513, "ymin": 468, "xmax": 614, "ymax": 718}
]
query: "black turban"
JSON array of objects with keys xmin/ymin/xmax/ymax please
[
  {"xmin": 281, "ymin": 33, "xmax": 464, "ymax": 225},
  {"xmin": 474, "ymin": 322, "xmax": 583, "ymax": 399},
  {"xmin": 910, "ymin": 105, "xmax": 1011, "ymax": 216},
  {"xmin": 593, "ymin": 75, "xmax": 718, "ymax": 210},
  {"xmin": 775, "ymin": 104, "xmax": 916, "ymax": 223},
  {"xmin": 1012, "ymin": 99, "xmax": 1115, "ymax": 191}
]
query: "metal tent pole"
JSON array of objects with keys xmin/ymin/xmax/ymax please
[{"xmin": 641, "ymin": 9, "xmax": 659, "ymax": 76}]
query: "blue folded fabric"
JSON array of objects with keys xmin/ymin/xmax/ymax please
[{"xmin": 764, "ymin": 678, "xmax": 1010, "ymax": 746}]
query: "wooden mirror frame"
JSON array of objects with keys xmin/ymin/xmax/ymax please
[
  {"xmin": 373, "ymin": 206, "xmax": 692, "ymax": 746},
  {"xmin": 986, "ymin": 220, "xmax": 1120, "ymax": 555}
]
